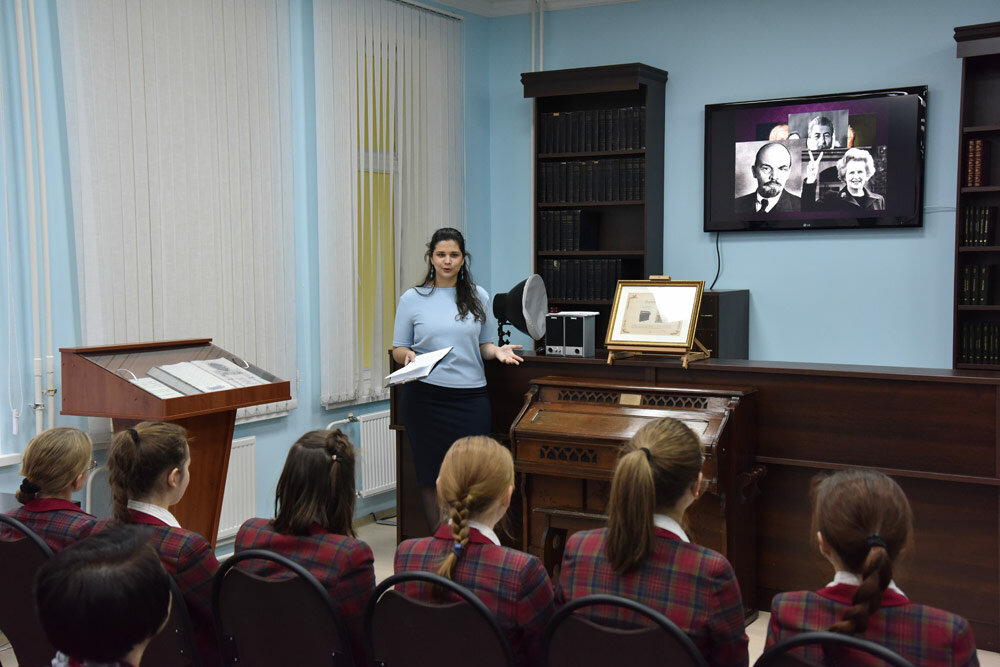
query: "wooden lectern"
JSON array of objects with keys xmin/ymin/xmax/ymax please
[{"xmin": 60, "ymin": 339, "xmax": 291, "ymax": 547}]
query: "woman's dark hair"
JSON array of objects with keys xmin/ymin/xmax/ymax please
[
  {"xmin": 416, "ymin": 227, "xmax": 486, "ymax": 323},
  {"xmin": 273, "ymin": 429, "xmax": 357, "ymax": 537},
  {"xmin": 35, "ymin": 524, "xmax": 171, "ymax": 663},
  {"xmin": 812, "ymin": 468, "xmax": 913, "ymax": 635},
  {"xmin": 107, "ymin": 422, "xmax": 189, "ymax": 523},
  {"xmin": 605, "ymin": 417, "xmax": 703, "ymax": 575}
]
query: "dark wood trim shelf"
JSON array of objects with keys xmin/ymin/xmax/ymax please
[
  {"xmin": 539, "ymin": 149, "xmax": 646, "ymax": 158},
  {"xmin": 960, "ymin": 186, "xmax": 1000, "ymax": 193},
  {"xmin": 537, "ymin": 200, "xmax": 646, "ymax": 208},
  {"xmin": 959, "ymin": 245, "xmax": 1000, "ymax": 252},
  {"xmin": 963, "ymin": 124, "xmax": 1000, "ymax": 134},
  {"xmin": 958, "ymin": 305, "xmax": 1000, "ymax": 311},
  {"xmin": 537, "ymin": 250, "xmax": 645, "ymax": 257}
]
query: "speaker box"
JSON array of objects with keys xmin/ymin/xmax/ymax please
[
  {"xmin": 545, "ymin": 312, "xmax": 597, "ymax": 357},
  {"xmin": 545, "ymin": 314, "xmax": 565, "ymax": 356}
]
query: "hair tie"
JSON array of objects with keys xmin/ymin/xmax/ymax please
[
  {"xmin": 19, "ymin": 478, "xmax": 41, "ymax": 495},
  {"xmin": 128, "ymin": 428, "xmax": 140, "ymax": 445},
  {"xmin": 331, "ymin": 453, "xmax": 338, "ymax": 464},
  {"xmin": 866, "ymin": 534, "xmax": 887, "ymax": 550},
  {"xmin": 639, "ymin": 447, "xmax": 652, "ymax": 462},
  {"xmin": 452, "ymin": 542, "xmax": 465, "ymax": 557}
]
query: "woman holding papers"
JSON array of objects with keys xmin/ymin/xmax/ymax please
[{"xmin": 392, "ymin": 227, "xmax": 523, "ymax": 532}]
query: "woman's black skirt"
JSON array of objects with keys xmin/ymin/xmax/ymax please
[{"xmin": 399, "ymin": 381, "xmax": 492, "ymax": 488}]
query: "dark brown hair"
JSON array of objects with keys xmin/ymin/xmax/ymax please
[
  {"xmin": 273, "ymin": 430, "xmax": 357, "ymax": 537},
  {"xmin": 17, "ymin": 427, "xmax": 92, "ymax": 503},
  {"xmin": 812, "ymin": 469, "xmax": 913, "ymax": 635},
  {"xmin": 106, "ymin": 422, "xmax": 189, "ymax": 523},
  {"xmin": 605, "ymin": 417, "xmax": 703, "ymax": 575},
  {"xmin": 416, "ymin": 227, "xmax": 486, "ymax": 324},
  {"xmin": 435, "ymin": 436, "xmax": 514, "ymax": 582}
]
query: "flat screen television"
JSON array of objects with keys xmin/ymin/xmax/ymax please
[{"xmin": 704, "ymin": 86, "xmax": 927, "ymax": 232}]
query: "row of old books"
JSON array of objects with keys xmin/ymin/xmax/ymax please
[
  {"xmin": 537, "ymin": 210, "xmax": 599, "ymax": 251},
  {"xmin": 960, "ymin": 205, "xmax": 997, "ymax": 246},
  {"xmin": 540, "ymin": 258, "xmax": 622, "ymax": 301},
  {"xmin": 538, "ymin": 158, "xmax": 646, "ymax": 203},
  {"xmin": 540, "ymin": 107, "xmax": 646, "ymax": 154},
  {"xmin": 960, "ymin": 263, "xmax": 994, "ymax": 305},
  {"xmin": 127, "ymin": 358, "xmax": 269, "ymax": 399},
  {"xmin": 965, "ymin": 138, "xmax": 992, "ymax": 187},
  {"xmin": 958, "ymin": 321, "xmax": 1000, "ymax": 365}
]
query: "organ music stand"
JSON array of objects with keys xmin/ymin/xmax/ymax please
[{"xmin": 60, "ymin": 339, "xmax": 291, "ymax": 547}]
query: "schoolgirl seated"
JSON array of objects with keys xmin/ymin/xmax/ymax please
[
  {"xmin": 3, "ymin": 427, "xmax": 97, "ymax": 551},
  {"xmin": 106, "ymin": 421, "xmax": 220, "ymax": 666},
  {"xmin": 235, "ymin": 429, "xmax": 375, "ymax": 665},
  {"xmin": 36, "ymin": 524, "xmax": 172, "ymax": 667},
  {"xmin": 394, "ymin": 436, "xmax": 554, "ymax": 667},
  {"xmin": 555, "ymin": 417, "xmax": 749, "ymax": 667},
  {"xmin": 766, "ymin": 468, "xmax": 978, "ymax": 666}
]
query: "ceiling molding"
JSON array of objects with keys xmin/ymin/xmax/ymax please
[{"xmin": 443, "ymin": 0, "xmax": 637, "ymax": 18}]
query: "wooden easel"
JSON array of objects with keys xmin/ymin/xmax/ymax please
[{"xmin": 606, "ymin": 276, "xmax": 712, "ymax": 369}]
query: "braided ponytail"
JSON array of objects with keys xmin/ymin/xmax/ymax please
[
  {"xmin": 434, "ymin": 436, "xmax": 514, "ymax": 586},
  {"xmin": 812, "ymin": 469, "xmax": 912, "ymax": 635},
  {"xmin": 106, "ymin": 422, "xmax": 188, "ymax": 524}
]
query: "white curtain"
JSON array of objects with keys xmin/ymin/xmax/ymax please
[
  {"xmin": 57, "ymin": 0, "xmax": 297, "ymax": 421},
  {"xmin": 316, "ymin": 0, "xmax": 464, "ymax": 407}
]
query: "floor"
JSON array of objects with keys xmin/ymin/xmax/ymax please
[{"xmin": 2, "ymin": 520, "xmax": 997, "ymax": 665}]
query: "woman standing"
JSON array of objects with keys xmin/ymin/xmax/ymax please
[{"xmin": 392, "ymin": 227, "xmax": 523, "ymax": 530}]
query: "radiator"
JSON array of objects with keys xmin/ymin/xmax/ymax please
[
  {"xmin": 358, "ymin": 410, "xmax": 395, "ymax": 497},
  {"xmin": 218, "ymin": 436, "xmax": 257, "ymax": 541}
]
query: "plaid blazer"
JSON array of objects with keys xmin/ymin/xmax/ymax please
[
  {"xmin": 2, "ymin": 498, "xmax": 97, "ymax": 551},
  {"xmin": 235, "ymin": 517, "xmax": 375, "ymax": 666},
  {"xmin": 767, "ymin": 584, "xmax": 979, "ymax": 667},
  {"xmin": 394, "ymin": 524, "xmax": 555, "ymax": 667},
  {"xmin": 554, "ymin": 527, "xmax": 748, "ymax": 667},
  {"xmin": 127, "ymin": 510, "xmax": 221, "ymax": 666}
]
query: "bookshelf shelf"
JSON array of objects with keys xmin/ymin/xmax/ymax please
[
  {"xmin": 953, "ymin": 22, "xmax": 1000, "ymax": 368},
  {"xmin": 523, "ymin": 63, "xmax": 667, "ymax": 347}
]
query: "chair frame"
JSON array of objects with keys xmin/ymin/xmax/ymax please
[
  {"xmin": 755, "ymin": 631, "xmax": 915, "ymax": 667},
  {"xmin": 0, "ymin": 513, "xmax": 56, "ymax": 665},
  {"xmin": 212, "ymin": 548, "xmax": 355, "ymax": 666},
  {"xmin": 364, "ymin": 571, "xmax": 516, "ymax": 667},
  {"xmin": 542, "ymin": 593, "xmax": 708, "ymax": 667},
  {"xmin": 142, "ymin": 574, "xmax": 202, "ymax": 667}
]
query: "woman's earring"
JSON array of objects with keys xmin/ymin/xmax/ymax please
[
  {"xmin": 430, "ymin": 266, "xmax": 435, "ymax": 280},
  {"xmin": 459, "ymin": 268, "xmax": 464, "ymax": 281}
]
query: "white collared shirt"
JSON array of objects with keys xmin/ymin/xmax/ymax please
[
  {"xmin": 127, "ymin": 499, "xmax": 181, "ymax": 528},
  {"xmin": 757, "ymin": 194, "xmax": 778, "ymax": 212},
  {"xmin": 652, "ymin": 513, "xmax": 690, "ymax": 542},
  {"xmin": 466, "ymin": 519, "xmax": 501, "ymax": 546},
  {"xmin": 827, "ymin": 570, "xmax": 907, "ymax": 597}
]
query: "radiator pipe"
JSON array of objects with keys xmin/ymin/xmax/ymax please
[{"xmin": 328, "ymin": 413, "xmax": 359, "ymax": 429}]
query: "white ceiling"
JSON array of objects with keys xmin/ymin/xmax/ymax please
[{"xmin": 441, "ymin": 0, "xmax": 637, "ymax": 18}]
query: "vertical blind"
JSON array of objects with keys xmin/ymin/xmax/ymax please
[
  {"xmin": 316, "ymin": 0, "xmax": 464, "ymax": 407},
  {"xmin": 57, "ymin": 0, "xmax": 297, "ymax": 420}
]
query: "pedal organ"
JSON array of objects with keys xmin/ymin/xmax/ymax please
[{"xmin": 509, "ymin": 375, "xmax": 762, "ymax": 614}]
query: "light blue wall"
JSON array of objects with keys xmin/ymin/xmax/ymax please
[{"xmin": 486, "ymin": 0, "xmax": 997, "ymax": 367}]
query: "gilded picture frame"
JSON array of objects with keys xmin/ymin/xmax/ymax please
[{"xmin": 606, "ymin": 280, "xmax": 705, "ymax": 350}]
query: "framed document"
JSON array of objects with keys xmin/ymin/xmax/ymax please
[{"xmin": 606, "ymin": 280, "xmax": 705, "ymax": 351}]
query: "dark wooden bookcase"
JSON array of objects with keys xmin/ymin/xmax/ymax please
[
  {"xmin": 954, "ymin": 22, "xmax": 1000, "ymax": 369},
  {"xmin": 522, "ymin": 64, "xmax": 667, "ymax": 348}
]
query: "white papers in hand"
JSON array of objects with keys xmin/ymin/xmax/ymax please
[{"xmin": 384, "ymin": 347, "xmax": 453, "ymax": 387}]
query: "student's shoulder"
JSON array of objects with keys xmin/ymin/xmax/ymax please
[
  {"xmin": 675, "ymin": 540, "xmax": 737, "ymax": 578},
  {"xmin": 564, "ymin": 527, "xmax": 607, "ymax": 554}
]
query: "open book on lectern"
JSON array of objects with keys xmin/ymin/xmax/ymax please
[{"xmin": 384, "ymin": 347, "xmax": 452, "ymax": 387}]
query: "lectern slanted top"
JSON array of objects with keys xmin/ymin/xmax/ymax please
[{"xmin": 61, "ymin": 339, "xmax": 291, "ymax": 546}]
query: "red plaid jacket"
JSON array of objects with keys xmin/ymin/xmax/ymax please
[
  {"xmin": 767, "ymin": 584, "xmax": 979, "ymax": 666},
  {"xmin": 126, "ymin": 510, "xmax": 221, "ymax": 666},
  {"xmin": 555, "ymin": 527, "xmax": 748, "ymax": 667},
  {"xmin": 394, "ymin": 524, "xmax": 555, "ymax": 667},
  {"xmin": 2, "ymin": 498, "xmax": 97, "ymax": 551},
  {"xmin": 234, "ymin": 517, "xmax": 375, "ymax": 666}
]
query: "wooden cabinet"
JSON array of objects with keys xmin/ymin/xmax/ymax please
[
  {"xmin": 953, "ymin": 22, "xmax": 1000, "ymax": 368},
  {"xmin": 698, "ymin": 290, "xmax": 750, "ymax": 360},
  {"xmin": 522, "ymin": 64, "xmax": 667, "ymax": 348}
]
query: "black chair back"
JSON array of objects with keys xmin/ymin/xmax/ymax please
[
  {"xmin": 365, "ymin": 571, "xmax": 515, "ymax": 667},
  {"xmin": 142, "ymin": 575, "xmax": 202, "ymax": 667},
  {"xmin": 0, "ymin": 513, "xmax": 56, "ymax": 667},
  {"xmin": 754, "ymin": 631, "xmax": 915, "ymax": 667},
  {"xmin": 543, "ymin": 594, "xmax": 708, "ymax": 667},
  {"xmin": 212, "ymin": 549, "xmax": 354, "ymax": 667}
]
